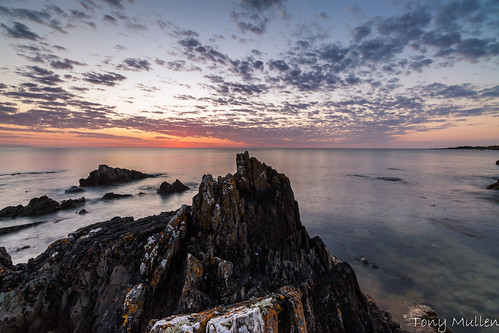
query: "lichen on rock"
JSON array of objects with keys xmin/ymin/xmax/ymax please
[{"xmin": 0, "ymin": 152, "xmax": 405, "ymax": 332}]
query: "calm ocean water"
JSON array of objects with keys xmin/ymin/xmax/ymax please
[{"xmin": 0, "ymin": 147, "xmax": 498, "ymax": 332}]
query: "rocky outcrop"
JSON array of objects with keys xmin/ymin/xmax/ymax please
[
  {"xmin": 0, "ymin": 196, "xmax": 86, "ymax": 219},
  {"xmin": 0, "ymin": 196, "xmax": 60, "ymax": 218},
  {"xmin": 487, "ymin": 179, "xmax": 499, "ymax": 190},
  {"xmin": 79, "ymin": 164, "xmax": 152, "ymax": 187},
  {"xmin": 157, "ymin": 179, "xmax": 189, "ymax": 194},
  {"xmin": 0, "ymin": 152, "xmax": 404, "ymax": 333}
]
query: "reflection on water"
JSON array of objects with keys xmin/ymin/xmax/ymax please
[{"xmin": 0, "ymin": 147, "xmax": 498, "ymax": 332}]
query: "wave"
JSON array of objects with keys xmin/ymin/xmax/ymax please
[{"xmin": 0, "ymin": 170, "xmax": 65, "ymax": 177}]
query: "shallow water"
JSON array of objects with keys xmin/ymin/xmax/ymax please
[{"xmin": 0, "ymin": 147, "xmax": 498, "ymax": 332}]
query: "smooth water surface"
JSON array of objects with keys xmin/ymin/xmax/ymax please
[{"xmin": 0, "ymin": 148, "xmax": 498, "ymax": 332}]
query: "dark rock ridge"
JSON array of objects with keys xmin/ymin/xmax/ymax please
[
  {"xmin": 79, "ymin": 164, "xmax": 152, "ymax": 187},
  {"xmin": 487, "ymin": 179, "xmax": 499, "ymax": 190},
  {"xmin": 157, "ymin": 179, "xmax": 189, "ymax": 194},
  {"xmin": 0, "ymin": 196, "xmax": 86, "ymax": 218},
  {"xmin": 0, "ymin": 152, "xmax": 404, "ymax": 333},
  {"xmin": 101, "ymin": 192, "xmax": 133, "ymax": 200}
]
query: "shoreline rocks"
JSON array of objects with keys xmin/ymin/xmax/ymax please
[
  {"xmin": 0, "ymin": 152, "xmax": 405, "ymax": 332},
  {"xmin": 0, "ymin": 196, "xmax": 86, "ymax": 219},
  {"xmin": 157, "ymin": 179, "xmax": 189, "ymax": 194},
  {"xmin": 79, "ymin": 164, "xmax": 152, "ymax": 187},
  {"xmin": 0, "ymin": 196, "xmax": 60, "ymax": 218}
]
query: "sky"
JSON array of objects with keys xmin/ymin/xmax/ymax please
[{"xmin": 0, "ymin": 0, "xmax": 498, "ymax": 148}]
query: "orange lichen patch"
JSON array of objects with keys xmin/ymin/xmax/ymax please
[
  {"xmin": 278, "ymin": 287, "xmax": 308, "ymax": 332},
  {"xmin": 122, "ymin": 234, "xmax": 134, "ymax": 243}
]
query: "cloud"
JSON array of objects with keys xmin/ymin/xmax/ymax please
[
  {"xmin": 117, "ymin": 58, "xmax": 151, "ymax": 71},
  {"xmin": 18, "ymin": 66, "xmax": 64, "ymax": 85},
  {"xmin": 50, "ymin": 58, "xmax": 86, "ymax": 70},
  {"xmin": 83, "ymin": 71, "xmax": 126, "ymax": 86},
  {"xmin": 101, "ymin": 0, "xmax": 126, "ymax": 9},
  {"xmin": 240, "ymin": 0, "xmax": 287, "ymax": 11},
  {"xmin": 377, "ymin": 9, "xmax": 432, "ymax": 40},
  {"xmin": 0, "ymin": 5, "xmax": 50, "ymax": 23},
  {"xmin": 103, "ymin": 14, "xmax": 117, "ymax": 24},
  {"xmin": 1, "ymin": 21, "xmax": 40, "ymax": 40},
  {"xmin": 352, "ymin": 24, "xmax": 372, "ymax": 42}
]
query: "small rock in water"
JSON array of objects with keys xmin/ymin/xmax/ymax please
[
  {"xmin": 486, "ymin": 179, "xmax": 499, "ymax": 190},
  {"xmin": 80, "ymin": 164, "xmax": 151, "ymax": 186},
  {"xmin": 157, "ymin": 179, "xmax": 189, "ymax": 194},
  {"xmin": 65, "ymin": 186, "xmax": 85, "ymax": 194},
  {"xmin": 372, "ymin": 264, "xmax": 378, "ymax": 269},
  {"xmin": 405, "ymin": 304, "xmax": 452, "ymax": 332},
  {"xmin": 101, "ymin": 192, "xmax": 132, "ymax": 200},
  {"xmin": 15, "ymin": 245, "xmax": 30, "ymax": 252},
  {"xmin": 78, "ymin": 209, "xmax": 88, "ymax": 215},
  {"xmin": 60, "ymin": 197, "xmax": 86, "ymax": 210}
]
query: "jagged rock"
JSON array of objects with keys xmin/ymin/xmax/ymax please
[
  {"xmin": 65, "ymin": 186, "xmax": 85, "ymax": 194},
  {"xmin": 101, "ymin": 192, "xmax": 133, "ymax": 200},
  {"xmin": 0, "ymin": 152, "xmax": 405, "ymax": 333},
  {"xmin": 79, "ymin": 164, "xmax": 151, "ymax": 187},
  {"xmin": 0, "ymin": 196, "xmax": 60, "ymax": 218},
  {"xmin": 157, "ymin": 179, "xmax": 189, "ymax": 194},
  {"xmin": 487, "ymin": 179, "xmax": 499, "ymax": 190},
  {"xmin": 0, "ymin": 247, "xmax": 14, "ymax": 275},
  {"xmin": 60, "ymin": 197, "xmax": 86, "ymax": 210},
  {"xmin": 405, "ymin": 304, "xmax": 452, "ymax": 333}
]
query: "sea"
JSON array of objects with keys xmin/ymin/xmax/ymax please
[{"xmin": 0, "ymin": 147, "xmax": 498, "ymax": 332}]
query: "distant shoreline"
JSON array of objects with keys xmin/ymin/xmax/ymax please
[{"xmin": 442, "ymin": 145, "xmax": 499, "ymax": 150}]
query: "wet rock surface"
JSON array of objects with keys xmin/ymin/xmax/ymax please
[
  {"xmin": 79, "ymin": 164, "xmax": 152, "ymax": 187},
  {"xmin": 157, "ymin": 179, "xmax": 189, "ymax": 194},
  {"xmin": 0, "ymin": 152, "xmax": 405, "ymax": 332}
]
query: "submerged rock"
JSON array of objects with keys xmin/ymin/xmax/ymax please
[
  {"xmin": 0, "ymin": 221, "xmax": 48, "ymax": 235},
  {"xmin": 65, "ymin": 185, "xmax": 85, "ymax": 194},
  {"xmin": 157, "ymin": 179, "xmax": 189, "ymax": 194},
  {"xmin": 405, "ymin": 304, "xmax": 452, "ymax": 333},
  {"xmin": 79, "ymin": 164, "xmax": 152, "ymax": 187},
  {"xmin": 101, "ymin": 192, "xmax": 133, "ymax": 200},
  {"xmin": 0, "ymin": 195, "xmax": 60, "ymax": 218},
  {"xmin": 487, "ymin": 179, "xmax": 499, "ymax": 190},
  {"xmin": 0, "ymin": 152, "xmax": 405, "ymax": 333}
]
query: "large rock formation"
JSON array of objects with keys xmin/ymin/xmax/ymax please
[
  {"xmin": 79, "ymin": 164, "xmax": 151, "ymax": 186},
  {"xmin": 0, "ymin": 152, "xmax": 404, "ymax": 332}
]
